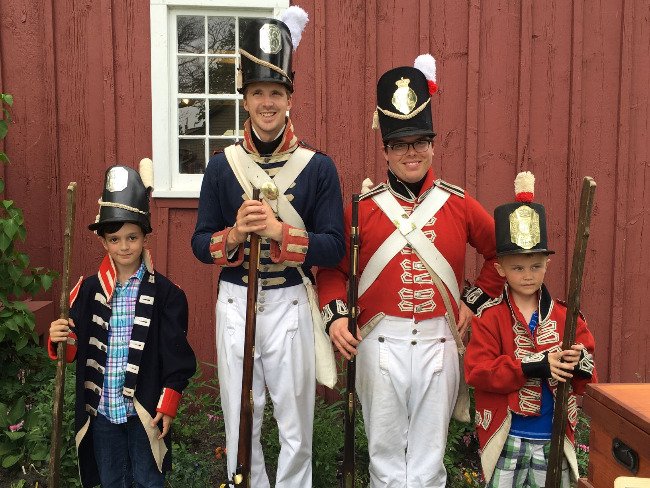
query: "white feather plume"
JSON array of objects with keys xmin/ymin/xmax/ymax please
[
  {"xmin": 280, "ymin": 6, "xmax": 309, "ymax": 50},
  {"xmin": 514, "ymin": 171, "xmax": 535, "ymax": 196},
  {"xmin": 414, "ymin": 54, "xmax": 437, "ymax": 82},
  {"xmin": 139, "ymin": 158, "xmax": 154, "ymax": 191}
]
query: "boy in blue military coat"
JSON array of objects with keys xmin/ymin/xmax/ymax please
[{"xmin": 49, "ymin": 160, "xmax": 196, "ymax": 488}]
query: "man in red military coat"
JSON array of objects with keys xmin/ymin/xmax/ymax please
[{"xmin": 316, "ymin": 54, "xmax": 504, "ymax": 488}]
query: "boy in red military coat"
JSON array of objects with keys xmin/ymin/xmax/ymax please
[{"xmin": 465, "ymin": 171, "xmax": 596, "ymax": 487}]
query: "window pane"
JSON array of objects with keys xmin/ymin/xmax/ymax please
[
  {"xmin": 209, "ymin": 100, "xmax": 236, "ymax": 136},
  {"xmin": 209, "ymin": 58, "xmax": 235, "ymax": 94},
  {"xmin": 210, "ymin": 138, "xmax": 237, "ymax": 156},
  {"xmin": 178, "ymin": 99, "xmax": 205, "ymax": 135},
  {"xmin": 178, "ymin": 57, "xmax": 205, "ymax": 94},
  {"xmin": 208, "ymin": 16, "xmax": 235, "ymax": 54},
  {"xmin": 178, "ymin": 16, "xmax": 205, "ymax": 54},
  {"xmin": 179, "ymin": 139, "xmax": 206, "ymax": 174}
]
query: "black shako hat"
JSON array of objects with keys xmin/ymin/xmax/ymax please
[
  {"xmin": 89, "ymin": 160, "xmax": 153, "ymax": 234},
  {"xmin": 374, "ymin": 56, "xmax": 438, "ymax": 141},
  {"xmin": 494, "ymin": 171, "xmax": 554, "ymax": 256},
  {"xmin": 239, "ymin": 18, "xmax": 295, "ymax": 93}
]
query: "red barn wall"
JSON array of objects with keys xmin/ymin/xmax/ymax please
[{"xmin": 0, "ymin": 0, "xmax": 648, "ymax": 383}]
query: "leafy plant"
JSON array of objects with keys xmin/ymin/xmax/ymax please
[
  {"xmin": 0, "ymin": 92, "xmax": 59, "ymax": 478},
  {"xmin": 166, "ymin": 363, "xmax": 227, "ymax": 487},
  {"xmin": 575, "ymin": 409, "xmax": 591, "ymax": 477}
]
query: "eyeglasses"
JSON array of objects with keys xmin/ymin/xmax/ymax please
[{"xmin": 384, "ymin": 139, "xmax": 432, "ymax": 156}]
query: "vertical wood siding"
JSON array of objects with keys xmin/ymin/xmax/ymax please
[{"xmin": 0, "ymin": 0, "xmax": 648, "ymax": 382}]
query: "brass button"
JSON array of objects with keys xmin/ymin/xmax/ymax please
[
  {"xmin": 378, "ymin": 336, "xmax": 385, "ymax": 343},
  {"xmin": 411, "ymin": 340, "xmax": 417, "ymax": 345},
  {"xmin": 412, "ymin": 329, "xmax": 418, "ymax": 335},
  {"xmin": 259, "ymin": 298, "xmax": 265, "ymax": 303},
  {"xmin": 261, "ymin": 280, "xmax": 268, "ymax": 286},
  {"xmin": 292, "ymin": 300, "xmax": 298, "ymax": 305},
  {"xmin": 258, "ymin": 306, "xmax": 265, "ymax": 313}
]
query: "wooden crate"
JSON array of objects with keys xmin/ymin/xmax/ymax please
[{"xmin": 578, "ymin": 384, "xmax": 650, "ymax": 488}]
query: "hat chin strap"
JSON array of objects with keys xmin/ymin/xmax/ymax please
[{"xmin": 97, "ymin": 199, "xmax": 148, "ymax": 215}]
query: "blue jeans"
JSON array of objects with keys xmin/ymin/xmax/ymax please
[{"xmin": 92, "ymin": 413, "xmax": 165, "ymax": 488}]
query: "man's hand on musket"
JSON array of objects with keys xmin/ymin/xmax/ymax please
[
  {"xmin": 457, "ymin": 302, "xmax": 474, "ymax": 339},
  {"xmin": 227, "ymin": 199, "xmax": 283, "ymax": 250},
  {"xmin": 329, "ymin": 317, "xmax": 362, "ymax": 360}
]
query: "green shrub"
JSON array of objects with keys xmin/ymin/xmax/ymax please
[
  {"xmin": 0, "ymin": 92, "xmax": 61, "ymax": 485},
  {"xmin": 575, "ymin": 409, "xmax": 591, "ymax": 477}
]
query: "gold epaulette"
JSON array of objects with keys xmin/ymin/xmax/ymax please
[
  {"xmin": 435, "ymin": 179, "xmax": 465, "ymax": 198},
  {"xmin": 359, "ymin": 182, "xmax": 388, "ymax": 200}
]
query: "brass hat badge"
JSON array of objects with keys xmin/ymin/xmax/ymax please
[
  {"xmin": 391, "ymin": 78, "xmax": 417, "ymax": 115},
  {"xmin": 509, "ymin": 205, "xmax": 541, "ymax": 250}
]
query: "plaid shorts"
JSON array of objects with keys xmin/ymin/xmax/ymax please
[{"xmin": 488, "ymin": 435, "xmax": 570, "ymax": 488}]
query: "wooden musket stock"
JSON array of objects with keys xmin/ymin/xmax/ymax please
[
  {"xmin": 48, "ymin": 182, "xmax": 77, "ymax": 488},
  {"xmin": 340, "ymin": 194, "xmax": 360, "ymax": 488},
  {"xmin": 234, "ymin": 188, "xmax": 262, "ymax": 488},
  {"xmin": 545, "ymin": 177, "xmax": 596, "ymax": 488}
]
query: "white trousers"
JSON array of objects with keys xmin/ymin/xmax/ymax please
[
  {"xmin": 216, "ymin": 281, "xmax": 315, "ymax": 488},
  {"xmin": 356, "ymin": 316, "xmax": 460, "ymax": 488}
]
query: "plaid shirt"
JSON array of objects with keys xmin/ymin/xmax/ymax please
[{"xmin": 97, "ymin": 262, "xmax": 145, "ymax": 423}]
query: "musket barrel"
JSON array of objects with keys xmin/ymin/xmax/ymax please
[
  {"xmin": 545, "ymin": 177, "xmax": 596, "ymax": 488},
  {"xmin": 340, "ymin": 193, "xmax": 360, "ymax": 488},
  {"xmin": 235, "ymin": 188, "xmax": 262, "ymax": 487},
  {"xmin": 49, "ymin": 182, "xmax": 77, "ymax": 488}
]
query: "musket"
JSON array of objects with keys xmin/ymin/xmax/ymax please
[
  {"xmin": 48, "ymin": 182, "xmax": 77, "ymax": 488},
  {"xmin": 340, "ymin": 194, "xmax": 360, "ymax": 488},
  {"xmin": 545, "ymin": 177, "xmax": 596, "ymax": 488},
  {"xmin": 233, "ymin": 188, "xmax": 262, "ymax": 488}
]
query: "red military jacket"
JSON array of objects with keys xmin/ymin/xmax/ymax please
[
  {"xmin": 316, "ymin": 168, "xmax": 503, "ymax": 330},
  {"xmin": 465, "ymin": 284, "xmax": 597, "ymax": 483}
]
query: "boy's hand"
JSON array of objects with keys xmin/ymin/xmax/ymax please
[
  {"xmin": 548, "ymin": 346, "xmax": 581, "ymax": 382},
  {"xmin": 152, "ymin": 412, "xmax": 173, "ymax": 439},
  {"xmin": 49, "ymin": 318, "xmax": 75, "ymax": 343},
  {"xmin": 329, "ymin": 317, "xmax": 361, "ymax": 360}
]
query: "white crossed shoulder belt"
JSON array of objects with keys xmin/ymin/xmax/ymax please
[
  {"xmin": 224, "ymin": 144, "xmax": 338, "ymax": 388},
  {"xmin": 361, "ymin": 186, "xmax": 471, "ymax": 422}
]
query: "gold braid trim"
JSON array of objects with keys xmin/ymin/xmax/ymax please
[
  {"xmin": 239, "ymin": 49, "xmax": 291, "ymax": 80},
  {"xmin": 377, "ymin": 97, "xmax": 431, "ymax": 120},
  {"xmin": 97, "ymin": 199, "xmax": 147, "ymax": 215}
]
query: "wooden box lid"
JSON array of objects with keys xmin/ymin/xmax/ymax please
[{"xmin": 584, "ymin": 383, "xmax": 650, "ymax": 435}]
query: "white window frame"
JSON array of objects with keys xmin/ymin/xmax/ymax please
[{"xmin": 150, "ymin": 0, "xmax": 289, "ymax": 198}]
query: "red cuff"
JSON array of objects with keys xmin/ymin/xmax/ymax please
[
  {"xmin": 209, "ymin": 229, "xmax": 244, "ymax": 267},
  {"xmin": 156, "ymin": 388, "xmax": 182, "ymax": 417},
  {"xmin": 47, "ymin": 333, "xmax": 77, "ymax": 363},
  {"xmin": 270, "ymin": 223, "xmax": 309, "ymax": 266}
]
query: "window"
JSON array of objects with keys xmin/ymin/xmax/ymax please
[{"xmin": 150, "ymin": 0, "xmax": 289, "ymax": 198}]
